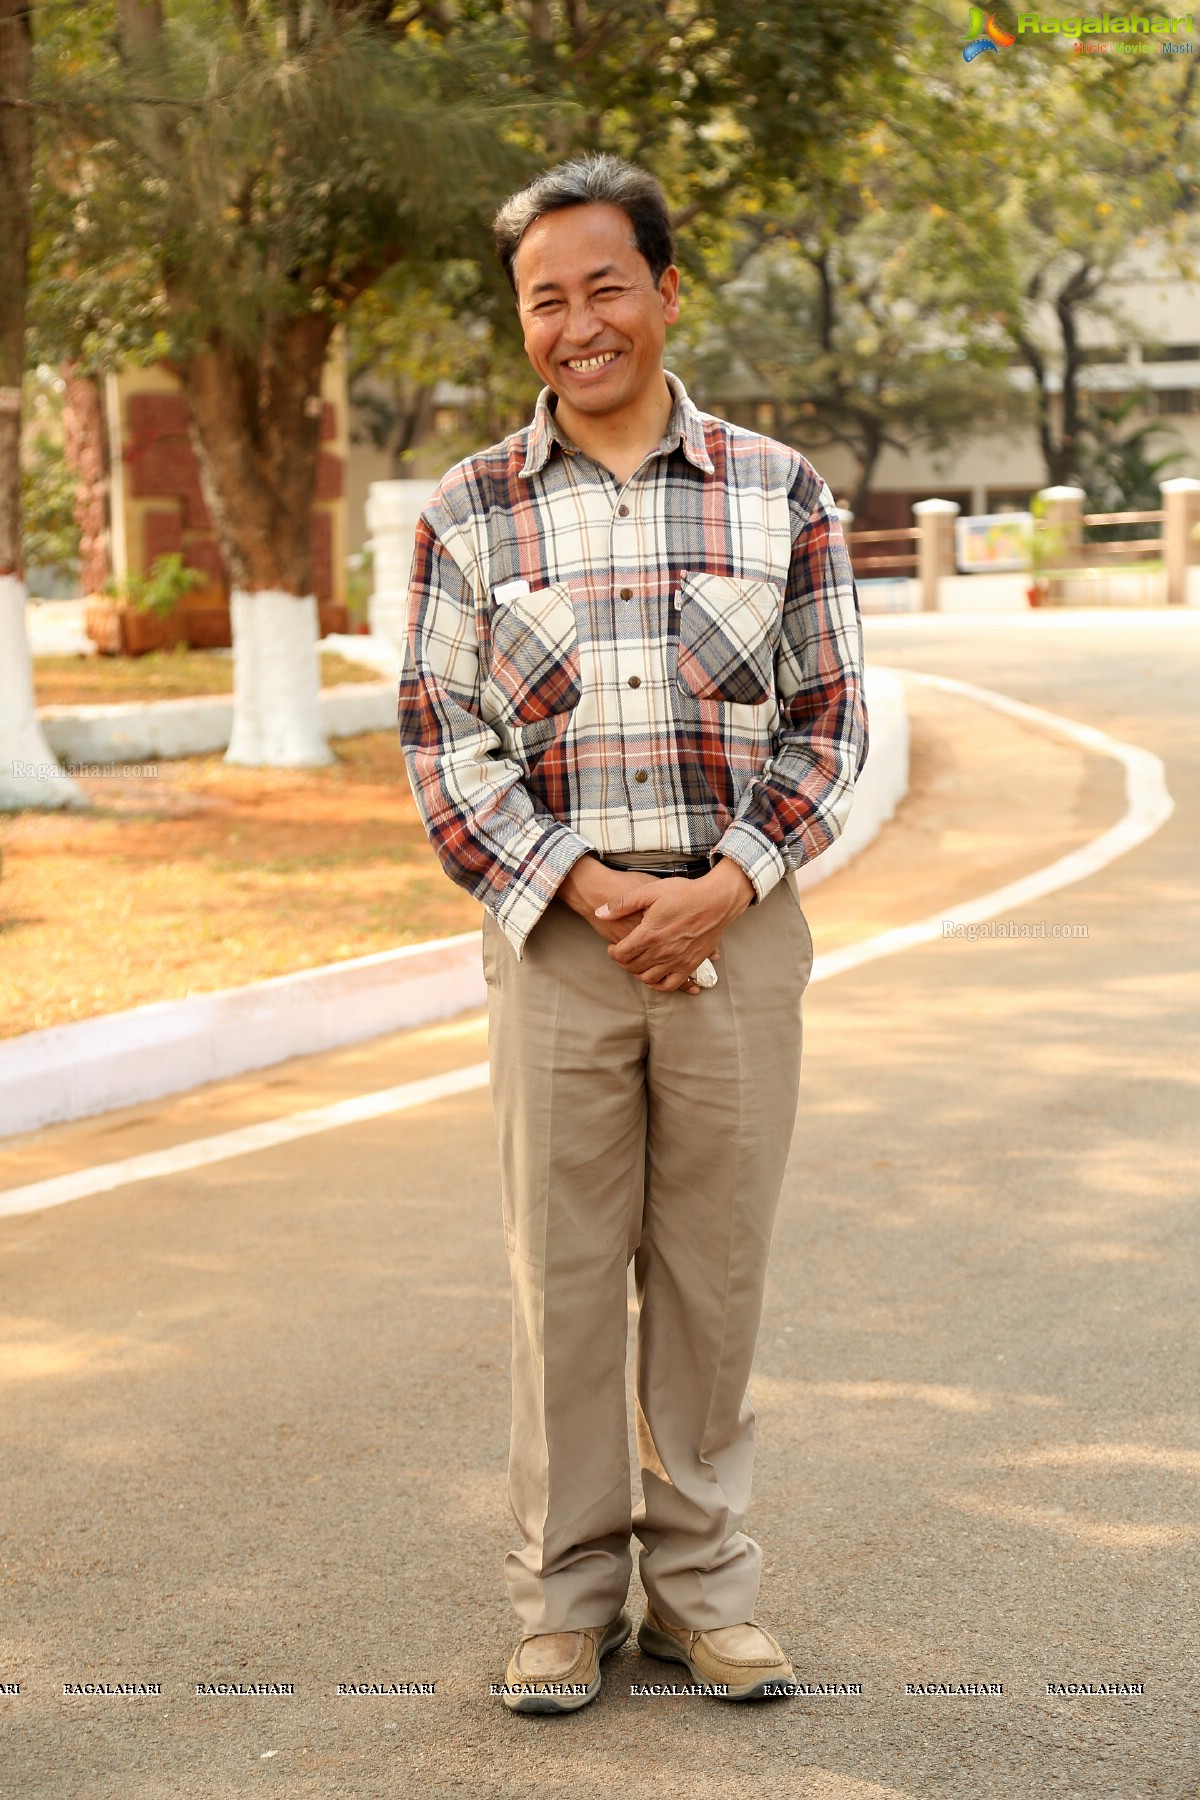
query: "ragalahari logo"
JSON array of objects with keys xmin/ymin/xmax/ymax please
[{"xmin": 963, "ymin": 7, "xmax": 1018, "ymax": 55}]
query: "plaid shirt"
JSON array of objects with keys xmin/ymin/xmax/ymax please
[{"xmin": 398, "ymin": 372, "xmax": 868, "ymax": 958}]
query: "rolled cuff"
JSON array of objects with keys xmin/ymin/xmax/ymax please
[
  {"xmin": 711, "ymin": 823, "xmax": 790, "ymax": 904},
  {"xmin": 492, "ymin": 825, "xmax": 596, "ymax": 960}
]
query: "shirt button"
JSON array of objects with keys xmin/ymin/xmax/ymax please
[
  {"xmin": 627, "ymin": 675, "xmax": 641, "ymax": 689},
  {"xmin": 618, "ymin": 504, "xmax": 630, "ymax": 517},
  {"xmin": 619, "ymin": 586, "xmax": 633, "ymax": 600},
  {"xmin": 634, "ymin": 769, "xmax": 648, "ymax": 784}
]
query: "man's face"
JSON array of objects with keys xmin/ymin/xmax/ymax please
[{"xmin": 512, "ymin": 202, "xmax": 680, "ymax": 420}]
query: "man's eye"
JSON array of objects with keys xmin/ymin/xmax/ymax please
[{"xmin": 593, "ymin": 288, "xmax": 623, "ymax": 300}]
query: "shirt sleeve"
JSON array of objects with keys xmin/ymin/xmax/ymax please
[
  {"xmin": 397, "ymin": 512, "xmax": 594, "ymax": 958},
  {"xmin": 712, "ymin": 478, "xmax": 869, "ymax": 899}
]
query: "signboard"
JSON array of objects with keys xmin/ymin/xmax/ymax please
[{"xmin": 955, "ymin": 512, "xmax": 1033, "ymax": 573}]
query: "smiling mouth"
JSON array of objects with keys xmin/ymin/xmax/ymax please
[{"xmin": 564, "ymin": 351, "xmax": 620, "ymax": 373}]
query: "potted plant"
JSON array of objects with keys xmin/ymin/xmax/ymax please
[
  {"xmin": 1023, "ymin": 498, "xmax": 1068, "ymax": 608},
  {"xmin": 345, "ymin": 546, "xmax": 374, "ymax": 635},
  {"xmin": 86, "ymin": 553, "xmax": 206, "ymax": 655}
]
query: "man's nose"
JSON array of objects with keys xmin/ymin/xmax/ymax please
[{"xmin": 561, "ymin": 296, "xmax": 604, "ymax": 343}]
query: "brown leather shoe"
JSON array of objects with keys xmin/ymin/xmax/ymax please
[
  {"xmin": 498, "ymin": 1611, "xmax": 631, "ymax": 1714},
  {"xmin": 638, "ymin": 1602, "xmax": 795, "ymax": 1700}
]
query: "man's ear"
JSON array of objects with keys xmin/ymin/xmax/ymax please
[{"xmin": 659, "ymin": 265, "xmax": 681, "ymax": 326}]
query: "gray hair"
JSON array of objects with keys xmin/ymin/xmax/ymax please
[{"xmin": 493, "ymin": 153, "xmax": 675, "ymax": 293}]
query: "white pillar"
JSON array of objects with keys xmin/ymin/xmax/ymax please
[
  {"xmin": 1036, "ymin": 485, "xmax": 1085, "ymax": 576},
  {"xmin": 912, "ymin": 499, "xmax": 960, "ymax": 612},
  {"xmin": 103, "ymin": 372, "xmax": 129, "ymax": 591},
  {"xmin": 1160, "ymin": 477, "xmax": 1200, "ymax": 607},
  {"xmin": 365, "ymin": 479, "xmax": 438, "ymax": 650}
]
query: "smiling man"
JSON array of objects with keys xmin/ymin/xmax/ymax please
[{"xmin": 398, "ymin": 154, "xmax": 868, "ymax": 1714}]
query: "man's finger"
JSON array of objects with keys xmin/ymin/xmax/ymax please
[
  {"xmin": 636, "ymin": 962, "xmax": 692, "ymax": 988},
  {"xmin": 595, "ymin": 885, "xmax": 660, "ymax": 921},
  {"xmin": 614, "ymin": 936, "xmax": 705, "ymax": 975},
  {"xmin": 609, "ymin": 936, "xmax": 681, "ymax": 972}
]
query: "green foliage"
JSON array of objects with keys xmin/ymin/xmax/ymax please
[
  {"xmin": 28, "ymin": 1, "xmax": 533, "ymax": 372},
  {"xmin": 1076, "ymin": 391, "xmax": 1190, "ymax": 531},
  {"xmin": 104, "ymin": 551, "xmax": 205, "ymax": 616},
  {"xmin": 671, "ymin": 33, "xmax": 1030, "ymax": 505},
  {"xmin": 345, "ymin": 545, "xmax": 372, "ymax": 625},
  {"xmin": 346, "ymin": 257, "xmax": 534, "ymax": 470},
  {"xmin": 944, "ymin": 11, "xmax": 1200, "ymax": 483},
  {"xmin": 25, "ymin": 0, "xmax": 1199, "ymax": 516},
  {"xmin": 341, "ymin": 0, "xmax": 902, "ymax": 473},
  {"xmin": 20, "ymin": 370, "xmax": 80, "ymax": 576}
]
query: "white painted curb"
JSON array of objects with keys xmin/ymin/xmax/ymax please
[
  {"xmin": 797, "ymin": 666, "xmax": 906, "ymax": 892},
  {"xmin": 3, "ymin": 665, "xmax": 906, "ymax": 1138},
  {"xmin": 0, "ymin": 936, "xmax": 484, "ymax": 1138},
  {"xmin": 39, "ymin": 678, "xmax": 397, "ymax": 766}
]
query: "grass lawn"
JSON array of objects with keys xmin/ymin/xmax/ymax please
[
  {"xmin": 33, "ymin": 648, "xmax": 389, "ymax": 707},
  {"xmin": 0, "ymin": 732, "xmax": 479, "ymax": 1039}
]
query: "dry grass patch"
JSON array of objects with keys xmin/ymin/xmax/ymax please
[
  {"xmin": 33, "ymin": 649, "xmax": 386, "ymax": 707},
  {"xmin": 0, "ymin": 732, "xmax": 478, "ymax": 1038}
]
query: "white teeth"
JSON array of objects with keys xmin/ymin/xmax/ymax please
[{"xmin": 568, "ymin": 352, "xmax": 618, "ymax": 371}]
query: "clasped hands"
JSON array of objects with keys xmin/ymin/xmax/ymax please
[{"xmin": 558, "ymin": 854, "xmax": 755, "ymax": 995}]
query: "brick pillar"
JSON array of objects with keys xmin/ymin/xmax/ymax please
[
  {"xmin": 912, "ymin": 499, "xmax": 960, "ymax": 612},
  {"xmin": 1160, "ymin": 477, "xmax": 1200, "ymax": 607},
  {"xmin": 365, "ymin": 479, "xmax": 438, "ymax": 649}
]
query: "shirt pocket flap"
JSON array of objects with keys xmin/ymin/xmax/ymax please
[
  {"xmin": 675, "ymin": 571, "xmax": 783, "ymax": 706},
  {"xmin": 486, "ymin": 580, "xmax": 582, "ymax": 723}
]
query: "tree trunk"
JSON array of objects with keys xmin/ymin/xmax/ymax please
[
  {"xmin": 118, "ymin": 0, "xmax": 335, "ymax": 768},
  {"xmin": 174, "ymin": 314, "xmax": 337, "ymax": 766},
  {"xmin": 1053, "ymin": 265, "xmax": 1093, "ymax": 491},
  {"xmin": 390, "ymin": 383, "xmax": 436, "ymax": 475},
  {"xmin": 847, "ymin": 416, "xmax": 884, "ymax": 518},
  {"xmin": 61, "ymin": 365, "xmax": 112, "ymax": 596},
  {"xmin": 0, "ymin": 0, "xmax": 83, "ymax": 811}
]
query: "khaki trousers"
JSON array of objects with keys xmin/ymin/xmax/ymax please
[{"xmin": 482, "ymin": 873, "xmax": 812, "ymax": 1634}]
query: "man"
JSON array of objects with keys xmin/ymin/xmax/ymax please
[{"xmin": 398, "ymin": 153, "xmax": 867, "ymax": 1713}]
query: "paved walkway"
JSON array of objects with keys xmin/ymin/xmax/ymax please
[{"xmin": 2, "ymin": 612, "xmax": 1197, "ymax": 1799}]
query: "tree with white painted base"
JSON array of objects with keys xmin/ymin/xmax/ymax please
[
  {"xmin": 0, "ymin": 0, "xmax": 82, "ymax": 812},
  {"xmin": 32, "ymin": 0, "xmax": 519, "ymax": 769}
]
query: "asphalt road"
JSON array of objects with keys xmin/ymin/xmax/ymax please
[{"xmin": 2, "ymin": 611, "xmax": 1198, "ymax": 1800}]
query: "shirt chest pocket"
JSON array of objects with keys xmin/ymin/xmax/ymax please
[
  {"xmin": 484, "ymin": 582, "xmax": 582, "ymax": 724},
  {"xmin": 675, "ymin": 571, "xmax": 784, "ymax": 706}
]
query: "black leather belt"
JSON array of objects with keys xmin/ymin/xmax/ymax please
[{"xmin": 600, "ymin": 855, "xmax": 712, "ymax": 880}]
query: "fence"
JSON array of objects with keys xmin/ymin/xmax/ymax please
[
  {"xmin": 844, "ymin": 525, "xmax": 920, "ymax": 576},
  {"xmin": 841, "ymin": 479, "xmax": 1200, "ymax": 612}
]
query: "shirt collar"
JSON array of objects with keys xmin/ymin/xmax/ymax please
[{"xmin": 519, "ymin": 370, "xmax": 715, "ymax": 478}]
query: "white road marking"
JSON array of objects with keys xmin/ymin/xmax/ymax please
[
  {"xmin": 0, "ymin": 1064, "xmax": 491, "ymax": 1219},
  {"xmin": 0, "ymin": 672, "xmax": 1174, "ymax": 1220},
  {"xmin": 811, "ymin": 669, "xmax": 1174, "ymax": 983}
]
